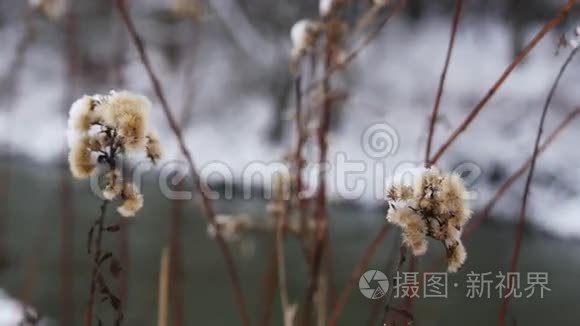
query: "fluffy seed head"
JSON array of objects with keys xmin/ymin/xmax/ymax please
[
  {"xmin": 446, "ymin": 240, "xmax": 467, "ymax": 273},
  {"xmin": 146, "ymin": 131, "xmax": 163, "ymax": 163},
  {"xmin": 103, "ymin": 170, "xmax": 123, "ymax": 201},
  {"xmin": 117, "ymin": 183, "xmax": 144, "ymax": 217},
  {"xmin": 66, "ymin": 96, "xmax": 96, "ymax": 148},
  {"xmin": 290, "ymin": 20, "xmax": 321, "ymax": 61},
  {"xmin": 98, "ymin": 91, "xmax": 151, "ymax": 151},
  {"xmin": 385, "ymin": 165, "xmax": 471, "ymax": 272},
  {"xmin": 30, "ymin": 0, "xmax": 67, "ymax": 20},
  {"xmin": 68, "ymin": 137, "xmax": 96, "ymax": 178}
]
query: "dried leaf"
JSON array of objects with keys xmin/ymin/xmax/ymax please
[
  {"xmin": 110, "ymin": 257, "xmax": 122, "ymax": 278},
  {"xmin": 98, "ymin": 252, "xmax": 113, "ymax": 266}
]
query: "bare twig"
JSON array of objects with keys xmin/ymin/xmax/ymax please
[
  {"xmin": 328, "ymin": 224, "xmax": 391, "ymax": 325},
  {"xmin": 366, "ymin": 239, "xmax": 400, "ymax": 326},
  {"xmin": 114, "ymin": 1, "xmax": 250, "ymax": 324},
  {"xmin": 425, "ymin": 0, "xmax": 464, "ymax": 165},
  {"xmin": 275, "ymin": 179, "xmax": 293, "ymax": 326},
  {"xmin": 293, "ymin": 76, "xmax": 311, "ymax": 258},
  {"xmin": 303, "ymin": 0, "xmax": 407, "ymax": 96},
  {"xmin": 60, "ymin": 8, "xmax": 81, "ymax": 325},
  {"xmin": 158, "ymin": 248, "xmax": 170, "ymax": 326},
  {"xmin": 465, "ymin": 108, "xmax": 580, "ymax": 236},
  {"xmin": 303, "ymin": 26, "xmax": 334, "ymax": 326},
  {"xmin": 85, "ymin": 200, "xmax": 109, "ymax": 326},
  {"xmin": 382, "ymin": 245, "xmax": 408, "ymax": 324},
  {"xmin": 429, "ymin": 0, "xmax": 577, "ymax": 165},
  {"xmin": 169, "ymin": 183, "xmax": 185, "ymax": 326},
  {"xmin": 498, "ymin": 46, "xmax": 579, "ymax": 326},
  {"xmin": 259, "ymin": 251, "xmax": 278, "ymax": 326}
]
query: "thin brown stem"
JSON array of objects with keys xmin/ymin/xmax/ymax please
[
  {"xmin": 276, "ymin": 216, "xmax": 292, "ymax": 325},
  {"xmin": 259, "ymin": 251, "xmax": 278, "ymax": 326},
  {"xmin": 303, "ymin": 28, "xmax": 333, "ymax": 326},
  {"xmin": 328, "ymin": 224, "xmax": 391, "ymax": 325},
  {"xmin": 429, "ymin": 0, "xmax": 576, "ymax": 165},
  {"xmin": 304, "ymin": 0, "xmax": 407, "ymax": 97},
  {"xmin": 169, "ymin": 184, "xmax": 185, "ymax": 326},
  {"xmin": 85, "ymin": 200, "xmax": 109, "ymax": 326},
  {"xmin": 294, "ymin": 76, "xmax": 311, "ymax": 259},
  {"xmin": 382, "ymin": 245, "xmax": 408, "ymax": 324},
  {"xmin": 425, "ymin": 0, "xmax": 463, "ymax": 165},
  {"xmin": 158, "ymin": 248, "xmax": 170, "ymax": 326},
  {"xmin": 465, "ymin": 108, "xmax": 580, "ymax": 236},
  {"xmin": 498, "ymin": 46, "xmax": 579, "ymax": 326},
  {"xmin": 60, "ymin": 7, "xmax": 80, "ymax": 325},
  {"xmin": 114, "ymin": 1, "xmax": 250, "ymax": 324}
]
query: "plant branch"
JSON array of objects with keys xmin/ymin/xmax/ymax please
[
  {"xmin": 85, "ymin": 200, "xmax": 109, "ymax": 326},
  {"xmin": 425, "ymin": 0, "xmax": 464, "ymax": 165},
  {"xmin": 114, "ymin": 1, "xmax": 250, "ymax": 324},
  {"xmin": 382, "ymin": 245, "xmax": 408, "ymax": 324},
  {"xmin": 328, "ymin": 224, "xmax": 391, "ymax": 325},
  {"xmin": 428, "ymin": 0, "xmax": 576, "ymax": 165},
  {"xmin": 303, "ymin": 0, "xmax": 407, "ymax": 97},
  {"xmin": 498, "ymin": 46, "xmax": 579, "ymax": 326},
  {"xmin": 465, "ymin": 108, "xmax": 580, "ymax": 236}
]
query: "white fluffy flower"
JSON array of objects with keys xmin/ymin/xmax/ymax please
[
  {"xmin": 66, "ymin": 96, "xmax": 92, "ymax": 148},
  {"xmin": 319, "ymin": 0, "xmax": 334, "ymax": 17},
  {"xmin": 290, "ymin": 20, "xmax": 313, "ymax": 49},
  {"xmin": 29, "ymin": 0, "xmax": 68, "ymax": 20}
]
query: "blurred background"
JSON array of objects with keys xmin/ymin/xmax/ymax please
[{"xmin": 1, "ymin": 0, "xmax": 580, "ymax": 325}]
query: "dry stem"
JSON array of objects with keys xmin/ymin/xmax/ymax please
[
  {"xmin": 328, "ymin": 224, "xmax": 391, "ymax": 325},
  {"xmin": 425, "ymin": 0, "xmax": 464, "ymax": 165},
  {"xmin": 465, "ymin": 108, "xmax": 580, "ymax": 236},
  {"xmin": 498, "ymin": 45, "xmax": 580, "ymax": 326},
  {"xmin": 85, "ymin": 200, "xmax": 109, "ymax": 326},
  {"xmin": 429, "ymin": 0, "xmax": 577, "ymax": 165},
  {"xmin": 114, "ymin": 1, "xmax": 250, "ymax": 324}
]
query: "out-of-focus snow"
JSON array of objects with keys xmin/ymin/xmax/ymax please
[
  {"xmin": 0, "ymin": 289, "xmax": 47, "ymax": 325},
  {"xmin": 1, "ymin": 15, "xmax": 580, "ymax": 237}
]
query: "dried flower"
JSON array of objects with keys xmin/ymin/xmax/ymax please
[
  {"xmin": 319, "ymin": 0, "xmax": 346, "ymax": 18},
  {"xmin": 385, "ymin": 166, "xmax": 471, "ymax": 272},
  {"xmin": 373, "ymin": 0, "xmax": 390, "ymax": 7},
  {"xmin": 445, "ymin": 239, "xmax": 467, "ymax": 273},
  {"xmin": 145, "ymin": 131, "xmax": 163, "ymax": 163},
  {"xmin": 117, "ymin": 183, "xmax": 144, "ymax": 218},
  {"xmin": 29, "ymin": 0, "xmax": 67, "ymax": 20},
  {"xmin": 98, "ymin": 91, "xmax": 151, "ymax": 151},
  {"xmin": 103, "ymin": 170, "xmax": 123, "ymax": 201},
  {"xmin": 68, "ymin": 137, "xmax": 96, "ymax": 178},
  {"xmin": 290, "ymin": 20, "xmax": 321, "ymax": 69},
  {"xmin": 207, "ymin": 214, "xmax": 254, "ymax": 242},
  {"xmin": 319, "ymin": 0, "xmax": 334, "ymax": 17},
  {"xmin": 67, "ymin": 96, "xmax": 95, "ymax": 148},
  {"xmin": 66, "ymin": 90, "xmax": 162, "ymax": 218},
  {"xmin": 169, "ymin": 0, "xmax": 204, "ymax": 19}
]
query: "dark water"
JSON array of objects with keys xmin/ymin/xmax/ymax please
[{"xmin": 1, "ymin": 159, "xmax": 580, "ymax": 326}]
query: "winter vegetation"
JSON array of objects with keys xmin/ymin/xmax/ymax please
[{"xmin": 1, "ymin": 0, "xmax": 580, "ymax": 325}]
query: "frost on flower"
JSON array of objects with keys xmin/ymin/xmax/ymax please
[
  {"xmin": 207, "ymin": 214, "xmax": 254, "ymax": 242},
  {"xmin": 169, "ymin": 0, "xmax": 204, "ymax": 18},
  {"xmin": 29, "ymin": 0, "xmax": 67, "ymax": 20},
  {"xmin": 117, "ymin": 183, "xmax": 144, "ymax": 218},
  {"xmin": 66, "ymin": 90, "xmax": 161, "ymax": 218},
  {"xmin": 319, "ymin": 0, "xmax": 334, "ymax": 17},
  {"xmin": 385, "ymin": 166, "xmax": 472, "ymax": 272},
  {"xmin": 68, "ymin": 137, "xmax": 96, "ymax": 178},
  {"xmin": 290, "ymin": 20, "xmax": 321, "ymax": 69}
]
